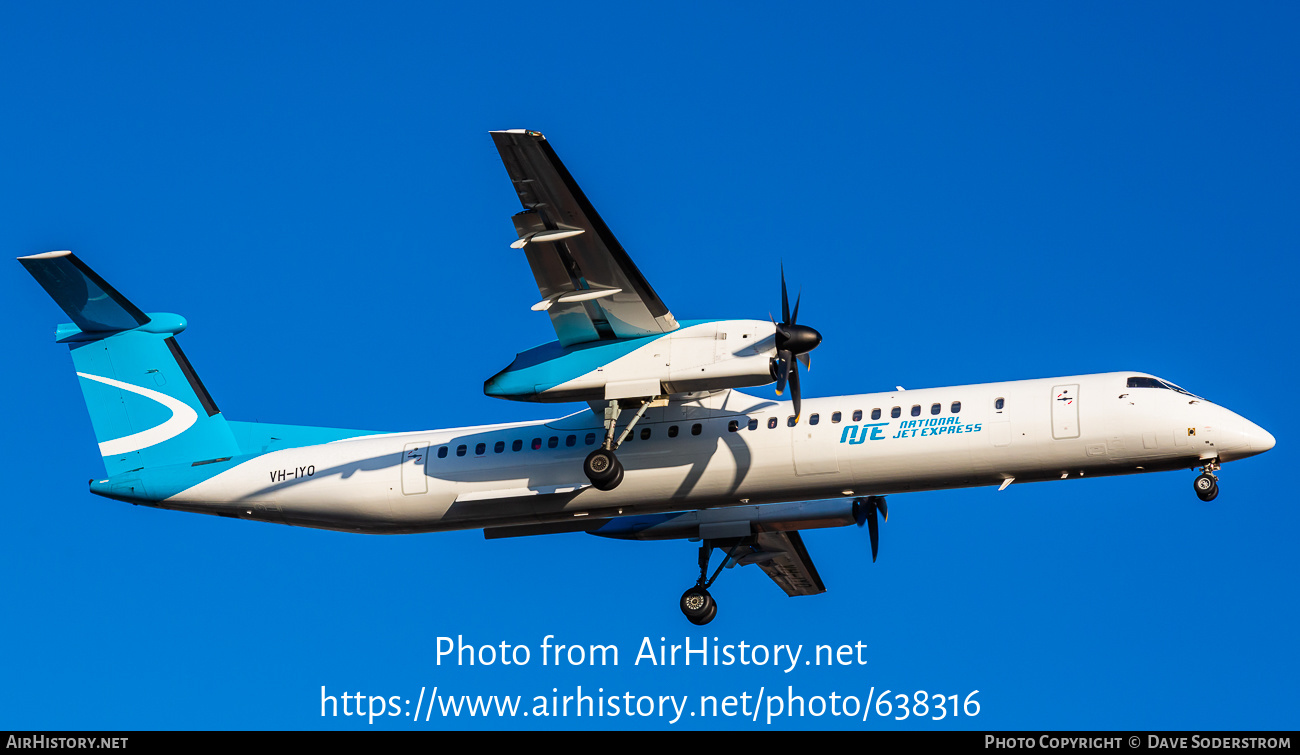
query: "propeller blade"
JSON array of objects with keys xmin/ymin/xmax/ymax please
[
  {"xmin": 774, "ymin": 351, "xmax": 791, "ymax": 395},
  {"xmin": 796, "ymin": 352, "xmax": 810, "ymax": 371},
  {"xmin": 789, "ymin": 358, "xmax": 801, "ymax": 420},
  {"xmin": 790, "ymin": 289, "xmax": 801, "ymax": 326},
  {"xmin": 866, "ymin": 499, "xmax": 879, "ymax": 563},
  {"xmin": 877, "ymin": 497, "xmax": 888, "ymax": 523},
  {"xmin": 780, "ymin": 263, "xmax": 790, "ymax": 324}
]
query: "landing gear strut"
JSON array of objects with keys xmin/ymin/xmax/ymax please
[
  {"xmin": 1194, "ymin": 459, "xmax": 1220, "ymax": 502},
  {"xmin": 582, "ymin": 398, "xmax": 657, "ymax": 491},
  {"xmin": 680, "ymin": 539, "xmax": 747, "ymax": 625}
]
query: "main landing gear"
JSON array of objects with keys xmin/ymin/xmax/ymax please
[
  {"xmin": 582, "ymin": 398, "xmax": 657, "ymax": 491},
  {"xmin": 680, "ymin": 539, "xmax": 747, "ymax": 625},
  {"xmin": 1194, "ymin": 459, "xmax": 1220, "ymax": 502}
]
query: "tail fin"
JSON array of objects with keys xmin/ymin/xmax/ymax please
[{"xmin": 20, "ymin": 251, "xmax": 240, "ymax": 476}]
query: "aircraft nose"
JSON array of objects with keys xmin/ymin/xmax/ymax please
[{"xmin": 1246, "ymin": 420, "xmax": 1276, "ymax": 453}]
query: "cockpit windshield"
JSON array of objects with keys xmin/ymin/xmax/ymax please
[{"xmin": 1126, "ymin": 376, "xmax": 1204, "ymax": 400}]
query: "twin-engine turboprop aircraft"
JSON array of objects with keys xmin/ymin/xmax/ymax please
[{"xmin": 20, "ymin": 130, "xmax": 1274, "ymax": 624}]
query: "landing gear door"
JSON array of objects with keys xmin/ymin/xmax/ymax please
[{"xmin": 1051, "ymin": 384, "xmax": 1080, "ymax": 440}]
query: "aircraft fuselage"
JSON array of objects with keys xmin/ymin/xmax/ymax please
[{"xmin": 109, "ymin": 371, "xmax": 1273, "ymax": 534}]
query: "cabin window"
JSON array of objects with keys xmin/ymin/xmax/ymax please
[
  {"xmin": 584, "ymin": 433, "xmax": 596, "ymax": 445},
  {"xmin": 512, "ymin": 439, "xmax": 523, "ymax": 452},
  {"xmin": 641, "ymin": 427, "xmax": 651, "ymax": 440},
  {"xmin": 669, "ymin": 425, "xmax": 679, "ymax": 438},
  {"xmin": 531, "ymin": 437, "xmax": 542, "ymax": 450},
  {"xmin": 547, "ymin": 436, "xmax": 558, "ymax": 449},
  {"xmin": 810, "ymin": 413, "xmax": 820, "ymax": 425},
  {"xmin": 475, "ymin": 443, "xmax": 486, "ymax": 455},
  {"xmin": 787, "ymin": 415, "xmax": 797, "ymax": 427},
  {"xmin": 852, "ymin": 410, "xmax": 863, "ymax": 422},
  {"xmin": 831, "ymin": 411, "xmax": 841, "ymax": 423},
  {"xmin": 728, "ymin": 420, "xmax": 739, "ymax": 432},
  {"xmin": 748, "ymin": 418, "xmax": 759, "ymax": 431},
  {"xmin": 951, "ymin": 401, "xmax": 961, "ymax": 414},
  {"xmin": 768, "ymin": 417, "xmax": 778, "ymax": 429},
  {"xmin": 692, "ymin": 423, "xmax": 703, "ymax": 436},
  {"xmin": 995, "ymin": 398, "xmax": 1005, "ymax": 411},
  {"xmin": 456, "ymin": 444, "xmax": 467, "ymax": 457},
  {"xmin": 891, "ymin": 406, "xmax": 901, "ymax": 418},
  {"xmin": 871, "ymin": 408, "xmax": 881, "ymax": 420},
  {"xmin": 566, "ymin": 435, "xmax": 576, "ymax": 447},
  {"xmin": 931, "ymin": 403, "xmax": 941, "ymax": 415},
  {"xmin": 911, "ymin": 405, "xmax": 921, "ymax": 417},
  {"xmin": 494, "ymin": 441, "xmax": 505, "ymax": 453},
  {"xmin": 437, "ymin": 446, "xmax": 448, "ymax": 458}
]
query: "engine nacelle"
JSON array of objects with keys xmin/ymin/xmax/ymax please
[{"xmin": 484, "ymin": 319, "xmax": 777, "ymax": 403}]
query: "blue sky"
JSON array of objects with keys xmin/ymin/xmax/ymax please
[{"xmin": 1, "ymin": 2, "xmax": 1296, "ymax": 730}]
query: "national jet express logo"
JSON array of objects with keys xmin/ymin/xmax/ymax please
[{"xmin": 840, "ymin": 416, "xmax": 983, "ymax": 444}]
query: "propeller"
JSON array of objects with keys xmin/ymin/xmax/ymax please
[
  {"xmin": 772, "ymin": 264, "xmax": 823, "ymax": 420},
  {"xmin": 853, "ymin": 497, "xmax": 889, "ymax": 563}
]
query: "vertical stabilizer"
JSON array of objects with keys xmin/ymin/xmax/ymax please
[{"xmin": 20, "ymin": 251, "xmax": 240, "ymax": 477}]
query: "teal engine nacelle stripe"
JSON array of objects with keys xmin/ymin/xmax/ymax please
[
  {"xmin": 484, "ymin": 333, "xmax": 662, "ymax": 402},
  {"xmin": 484, "ymin": 319, "xmax": 775, "ymax": 403}
]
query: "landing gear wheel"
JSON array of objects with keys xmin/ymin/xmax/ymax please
[
  {"xmin": 584, "ymin": 449, "xmax": 621, "ymax": 488},
  {"xmin": 1194, "ymin": 473, "xmax": 1218, "ymax": 501},
  {"xmin": 688, "ymin": 600, "xmax": 718, "ymax": 626},
  {"xmin": 592, "ymin": 461, "xmax": 624, "ymax": 491},
  {"xmin": 680, "ymin": 586, "xmax": 714, "ymax": 623}
]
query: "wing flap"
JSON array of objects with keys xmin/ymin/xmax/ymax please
[{"xmin": 750, "ymin": 530, "xmax": 827, "ymax": 597}]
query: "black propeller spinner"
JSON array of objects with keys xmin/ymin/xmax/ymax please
[{"xmin": 772, "ymin": 265, "xmax": 822, "ymax": 420}]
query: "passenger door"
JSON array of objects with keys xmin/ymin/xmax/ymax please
[
  {"xmin": 401, "ymin": 442, "xmax": 429, "ymax": 495},
  {"xmin": 1051, "ymin": 384, "xmax": 1081, "ymax": 440}
]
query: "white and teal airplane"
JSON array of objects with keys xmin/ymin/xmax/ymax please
[{"xmin": 21, "ymin": 130, "xmax": 1274, "ymax": 625}]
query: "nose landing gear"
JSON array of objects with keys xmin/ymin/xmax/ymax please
[{"xmin": 1194, "ymin": 459, "xmax": 1220, "ymax": 502}]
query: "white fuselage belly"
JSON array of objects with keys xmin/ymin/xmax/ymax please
[{"xmin": 161, "ymin": 372, "xmax": 1266, "ymax": 533}]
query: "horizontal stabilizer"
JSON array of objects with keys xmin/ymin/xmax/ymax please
[{"xmin": 19, "ymin": 251, "xmax": 150, "ymax": 333}]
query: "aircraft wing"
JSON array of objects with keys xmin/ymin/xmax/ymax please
[
  {"xmin": 490, "ymin": 130, "xmax": 679, "ymax": 346},
  {"xmin": 744, "ymin": 530, "xmax": 827, "ymax": 597}
]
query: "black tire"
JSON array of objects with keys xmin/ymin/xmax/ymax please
[
  {"xmin": 688, "ymin": 606, "xmax": 718, "ymax": 625},
  {"xmin": 680, "ymin": 587, "xmax": 713, "ymax": 621},
  {"xmin": 1194, "ymin": 473, "xmax": 1217, "ymax": 498},
  {"xmin": 591, "ymin": 457, "xmax": 624, "ymax": 491},
  {"xmin": 1200, "ymin": 481, "xmax": 1219, "ymax": 502},
  {"xmin": 592, "ymin": 452, "xmax": 626, "ymax": 488},
  {"xmin": 584, "ymin": 449, "xmax": 618, "ymax": 485}
]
